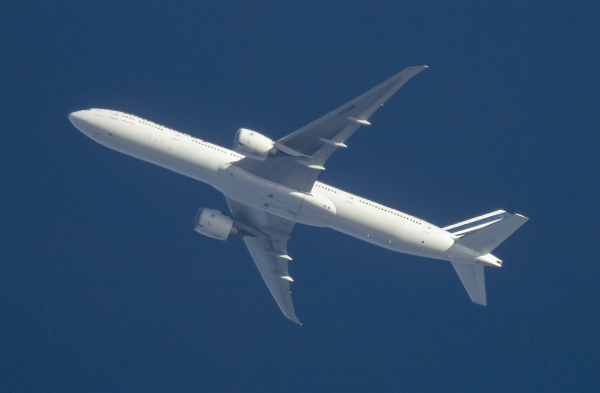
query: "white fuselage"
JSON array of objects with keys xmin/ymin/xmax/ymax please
[{"xmin": 69, "ymin": 108, "xmax": 484, "ymax": 264}]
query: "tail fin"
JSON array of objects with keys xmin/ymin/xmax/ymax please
[
  {"xmin": 443, "ymin": 210, "xmax": 529, "ymax": 254},
  {"xmin": 445, "ymin": 210, "xmax": 528, "ymax": 306}
]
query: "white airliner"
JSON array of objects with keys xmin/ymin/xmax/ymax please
[{"xmin": 69, "ymin": 66, "xmax": 528, "ymax": 324}]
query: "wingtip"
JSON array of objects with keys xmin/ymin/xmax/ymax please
[
  {"xmin": 283, "ymin": 311, "xmax": 302, "ymax": 325},
  {"xmin": 286, "ymin": 312, "xmax": 302, "ymax": 324}
]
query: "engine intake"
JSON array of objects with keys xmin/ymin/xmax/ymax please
[
  {"xmin": 193, "ymin": 208, "xmax": 243, "ymax": 240},
  {"xmin": 233, "ymin": 128, "xmax": 274, "ymax": 161}
]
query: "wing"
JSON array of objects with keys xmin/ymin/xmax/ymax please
[
  {"xmin": 235, "ymin": 66, "xmax": 428, "ymax": 192},
  {"xmin": 226, "ymin": 197, "xmax": 301, "ymax": 324}
]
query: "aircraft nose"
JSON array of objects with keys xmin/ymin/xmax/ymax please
[{"xmin": 68, "ymin": 110, "xmax": 90, "ymax": 125}]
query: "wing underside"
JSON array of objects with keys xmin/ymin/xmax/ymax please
[
  {"xmin": 244, "ymin": 236, "xmax": 300, "ymax": 324},
  {"xmin": 226, "ymin": 197, "xmax": 301, "ymax": 324},
  {"xmin": 236, "ymin": 66, "xmax": 428, "ymax": 192},
  {"xmin": 277, "ymin": 66, "xmax": 429, "ymax": 159}
]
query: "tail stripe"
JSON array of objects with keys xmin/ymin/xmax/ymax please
[
  {"xmin": 452, "ymin": 219, "xmax": 504, "ymax": 236},
  {"xmin": 443, "ymin": 210, "xmax": 513, "ymax": 237}
]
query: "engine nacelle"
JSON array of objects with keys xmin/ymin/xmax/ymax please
[
  {"xmin": 233, "ymin": 128, "xmax": 274, "ymax": 161},
  {"xmin": 193, "ymin": 208, "xmax": 243, "ymax": 241}
]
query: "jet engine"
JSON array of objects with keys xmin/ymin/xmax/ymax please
[
  {"xmin": 233, "ymin": 128, "xmax": 275, "ymax": 160},
  {"xmin": 193, "ymin": 208, "xmax": 243, "ymax": 240}
]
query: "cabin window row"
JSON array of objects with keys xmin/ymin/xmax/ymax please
[
  {"xmin": 359, "ymin": 200, "xmax": 420, "ymax": 224},
  {"xmin": 120, "ymin": 114, "xmax": 244, "ymax": 158},
  {"xmin": 191, "ymin": 139, "xmax": 243, "ymax": 158},
  {"xmin": 315, "ymin": 184, "xmax": 337, "ymax": 193}
]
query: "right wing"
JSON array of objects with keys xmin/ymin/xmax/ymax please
[
  {"xmin": 226, "ymin": 197, "xmax": 301, "ymax": 324},
  {"xmin": 236, "ymin": 66, "xmax": 428, "ymax": 192}
]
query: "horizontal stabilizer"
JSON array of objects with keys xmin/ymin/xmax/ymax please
[
  {"xmin": 451, "ymin": 262, "xmax": 487, "ymax": 306},
  {"xmin": 457, "ymin": 214, "xmax": 528, "ymax": 254}
]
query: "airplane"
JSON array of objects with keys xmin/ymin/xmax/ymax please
[{"xmin": 69, "ymin": 66, "xmax": 528, "ymax": 324}]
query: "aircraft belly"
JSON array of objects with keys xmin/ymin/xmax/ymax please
[{"xmin": 215, "ymin": 165, "xmax": 336, "ymax": 227}]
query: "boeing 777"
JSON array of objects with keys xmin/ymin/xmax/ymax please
[{"xmin": 69, "ymin": 66, "xmax": 528, "ymax": 324}]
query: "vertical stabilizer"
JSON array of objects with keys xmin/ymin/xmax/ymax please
[
  {"xmin": 456, "ymin": 214, "xmax": 528, "ymax": 254},
  {"xmin": 444, "ymin": 211, "xmax": 529, "ymax": 254},
  {"xmin": 451, "ymin": 262, "xmax": 487, "ymax": 306}
]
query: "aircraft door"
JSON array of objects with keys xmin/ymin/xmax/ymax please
[
  {"xmin": 167, "ymin": 130, "xmax": 180, "ymax": 149},
  {"xmin": 423, "ymin": 223, "xmax": 431, "ymax": 234}
]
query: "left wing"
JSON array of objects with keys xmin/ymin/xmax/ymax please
[
  {"xmin": 236, "ymin": 66, "xmax": 428, "ymax": 192},
  {"xmin": 226, "ymin": 197, "xmax": 301, "ymax": 324},
  {"xmin": 276, "ymin": 65, "xmax": 428, "ymax": 161}
]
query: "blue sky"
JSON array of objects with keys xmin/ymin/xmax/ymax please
[{"xmin": 1, "ymin": 1, "xmax": 599, "ymax": 391}]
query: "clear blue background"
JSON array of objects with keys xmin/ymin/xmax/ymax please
[{"xmin": 1, "ymin": 1, "xmax": 599, "ymax": 391}]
